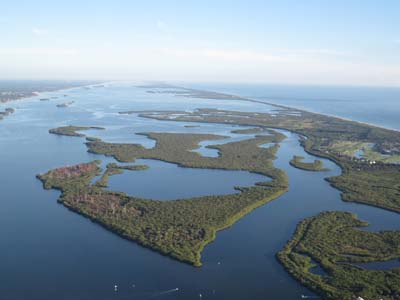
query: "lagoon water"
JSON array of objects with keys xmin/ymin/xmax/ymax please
[{"xmin": 0, "ymin": 83, "xmax": 399, "ymax": 300}]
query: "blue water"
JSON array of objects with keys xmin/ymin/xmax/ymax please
[
  {"xmin": 352, "ymin": 258, "xmax": 400, "ymax": 270},
  {"xmin": 185, "ymin": 83, "xmax": 400, "ymax": 130},
  {"xmin": 0, "ymin": 82, "xmax": 398, "ymax": 300},
  {"xmin": 105, "ymin": 159, "xmax": 268, "ymax": 200}
]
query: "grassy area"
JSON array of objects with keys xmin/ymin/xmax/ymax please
[
  {"xmin": 277, "ymin": 211, "xmax": 400, "ymax": 300},
  {"xmin": 289, "ymin": 155, "xmax": 328, "ymax": 171},
  {"xmin": 327, "ymin": 141, "xmax": 400, "ymax": 164},
  {"xmin": 38, "ymin": 131, "xmax": 288, "ymax": 266}
]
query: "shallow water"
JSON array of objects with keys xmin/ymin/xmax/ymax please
[{"xmin": 0, "ymin": 83, "xmax": 398, "ymax": 300}]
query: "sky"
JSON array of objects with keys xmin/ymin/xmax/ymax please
[{"xmin": 1, "ymin": 0, "xmax": 399, "ymax": 86}]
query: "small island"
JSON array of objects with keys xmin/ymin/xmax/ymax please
[
  {"xmin": 49, "ymin": 125, "xmax": 105, "ymax": 137},
  {"xmin": 289, "ymin": 155, "xmax": 328, "ymax": 171},
  {"xmin": 231, "ymin": 127, "xmax": 265, "ymax": 134}
]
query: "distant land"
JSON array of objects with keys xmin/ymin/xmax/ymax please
[{"xmin": 0, "ymin": 80, "xmax": 101, "ymax": 103}]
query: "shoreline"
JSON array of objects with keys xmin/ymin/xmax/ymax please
[
  {"xmin": 0, "ymin": 81, "xmax": 107, "ymax": 105},
  {"xmin": 159, "ymin": 82, "xmax": 400, "ymax": 133}
]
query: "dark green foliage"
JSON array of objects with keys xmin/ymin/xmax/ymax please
[
  {"xmin": 137, "ymin": 108, "xmax": 400, "ymax": 213},
  {"xmin": 327, "ymin": 163, "xmax": 400, "ymax": 213},
  {"xmin": 289, "ymin": 155, "xmax": 328, "ymax": 171},
  {"xmin": 94, "ymin": 163, "xmax": 149, "ymax": 187},
  {"xmin": 85, "ymin": 132, "xmax": 287, "ymax": 185},
  {"xmin": 277, "ymin": 211, "xmax": 400, "ymax": 300},
  {"xmin": 38, "ymin": 132, "xmax": 288, "ymax": 266}
]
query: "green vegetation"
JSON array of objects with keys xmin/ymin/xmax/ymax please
[
  {"xmin": 137, "ymin": 108, "xmax": 400, "ymax": 213},
  {"xmin": 327, "ymin": 163, "xmax": 400, "ymax": 213},
  {"xmin": 277, "ymin": 211, "xmax": 400, "ymax": 300},
  {"xmin": 39, "ymin": 130, "xmax": 288, "ymax": 266},
  {"xmin": 289, "ymin": 155, "xmax": 328, "ymax": 171},
  {"xmin": 109, "ymin": 163, "xmax": 149, "ymax": 171},
  {"xmin": 230, "ymin": 127, "xmax": 265, "ymax": 134},
  {"xmin": 94, "ymin": 163, "xmax": 149, "ymax": 187},
  {"xmin": 329, "ymin": 141, "xmax": 400, "ymax": 164},
  {"xmin": 49, "ymin": 125, "xmax": 104, "ymax": 137}
]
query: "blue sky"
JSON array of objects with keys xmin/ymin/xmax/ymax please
[{"xmin": 1, "ymin": 0, "xmax": 399, "ymax": 86}]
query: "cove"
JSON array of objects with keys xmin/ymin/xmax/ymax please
[{"xmin": 104, "ymin": 158, "xmax": 269, "ymax": 200}]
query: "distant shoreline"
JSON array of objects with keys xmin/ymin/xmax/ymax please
[{"xmin": 0, "ymin": 81, "xmax": 105, "ymax": 104}]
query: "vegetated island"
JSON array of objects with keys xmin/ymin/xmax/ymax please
[
  {"xmin": 277, "ymin": 211, "xmax": 400, "ymax": 300},
  {"xmin": 230, "ymin": 127, "xmax": 266, "ymax": 134},
  {"xmin": 94, "ymin": 162, "xmax": 149, "ymax": 188},
  {"xmin": 289, "ymin": 155, "xmax": 328, "ymax": 171},
  {"xmin": 38, "ymin": 129, "xmax": 288, "ymax": 266},
  {"xmin": 49, "ymin": 125, "xmax": 105, "ymax": 137}
]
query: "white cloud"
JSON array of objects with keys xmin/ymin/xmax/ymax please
[
  {"xmin": 0, "ymin": 47, "xmax": 78, "ymax": 56},
  {"xmin": 281, "ymin": 48, "xmax": 349, "ymax": 56},
  {"xmin": 156, "ymin": 20, "xmax": 168, "ymax": 32},
  {"xmin": 32, "ymin": 27, "xmax": 49, "ymax": 36},
  {"xmin": 159, "ymin": 47, "xmax": 348, "ymax": 65},
  {"xmin": 161, "ymin": 48, "xmax": 293, "ymax": 63}
]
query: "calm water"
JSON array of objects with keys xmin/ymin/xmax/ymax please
[
  {"xmin": 105, "ymin": 159, "xmax": 268, "ymax": 200},
  {"xmin": 186, "ymin": 83, "xmax": 400, "ymax": 131},
  {"xmin": 0, "ymin": 83, "xmax": 399, "ymax": 300}
]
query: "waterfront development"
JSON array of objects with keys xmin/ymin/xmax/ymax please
[{"xmin": 0, "ymin": 82, "xmax": 399, "ymax": 299}]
